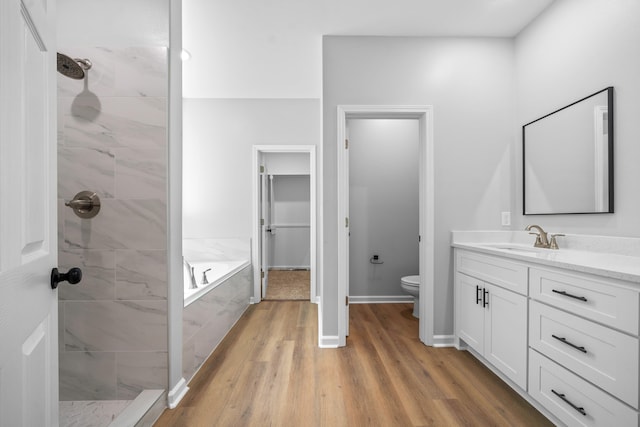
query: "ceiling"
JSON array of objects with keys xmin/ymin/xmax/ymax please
[{"xmin": 182, "ymin": 0, "xmax": 556, "ymax": 98}]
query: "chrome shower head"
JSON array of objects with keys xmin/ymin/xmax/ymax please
[{"xmin": 57, "ymin": 53, "xmax": 92, "ymax": 80}]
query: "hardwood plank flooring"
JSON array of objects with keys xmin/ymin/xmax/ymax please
[{"xmin": 154, "ymin": 302, "xmax": 552, "ymax": 427}]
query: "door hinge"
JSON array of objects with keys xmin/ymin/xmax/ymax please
[
  {"xmin": 346, "ymin": 296, "xmax": 349, "ymax": 305},
  {"xmin": 261, "ymin": 270, "xmax": 265, "ymax": 278},
  {"xmin": 260, "ymin": 165, "xmax": 265, "ymax": 173},
  {"xmin": 345, "ymin": 139, "xmax": 349, "ymax": 149},
  {"xmin": 418, "ymin": 235, "xmax": 421, "ymax": 242},
  {"xmin": 345, "ymin": 217, "xmax": 349, "ymax": 228},
  {"xmin": 261, "ymin": 218, "xmax": 264, "ymax": 226}
]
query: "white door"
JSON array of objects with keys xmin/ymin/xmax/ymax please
[
  {"xmin": 260, "ymin": 169, "xmax": 270, "ymax": 298},
  {"xmin": 344, "ymin": 125, "xmax": 350, "ymax": 336},
  {"xmin": 0, "ymin": 0, "xmax": 59, "ymax": 425}
]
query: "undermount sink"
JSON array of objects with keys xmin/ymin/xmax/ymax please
[{"xmin": 477, "ymin": 244, "xmax": 545, "ymax": 255}]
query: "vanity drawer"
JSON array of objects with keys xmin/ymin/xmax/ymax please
[
  {"xmin": 456, "ymin": 250, "xmax": 528, "ymax": 295},
  {"xmin": 529, "ymin": 267, "xmax": 640, "ymax": 335},
  {"xmin": 530, "ymin": 300, "xmax": 639, "ymax": 408},
  {"xmin": 529, "ymin": 350, "xmax": 639, "ymax": 427}
]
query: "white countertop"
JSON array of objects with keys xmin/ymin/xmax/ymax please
[{"xmin": 451, "ymin": 231, "xmax": 640, "ymax": 284}]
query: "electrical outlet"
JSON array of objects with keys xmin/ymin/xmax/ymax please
[{"xmin": 501, "ymin": 211, "xmax": 511, "ymax": 226}]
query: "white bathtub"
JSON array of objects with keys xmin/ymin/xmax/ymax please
[{"xmin": 183, "ymin": 238, "xmax": 251, "ymax": 307}]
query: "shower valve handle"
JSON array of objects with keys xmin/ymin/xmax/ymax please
[{"xmin": 65, "ymin": 191, "xmax": 101, "ymax": 219}]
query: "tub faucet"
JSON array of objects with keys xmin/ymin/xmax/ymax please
[
  {"xmin": 202, "ymin": 268, "xmax": 211, "ymax": 285},
  {"xmin": 525, "ymin": 224, "xmax": 550, "ymax": 248}
]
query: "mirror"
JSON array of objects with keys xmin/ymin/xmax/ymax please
[{"xmin": 523, "ymin": 87, "xmax": 614, "ymax": 215}]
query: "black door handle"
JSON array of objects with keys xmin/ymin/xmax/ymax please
[
  {"xmin": 483, "ymin": 288, "xmax": 489, "ymax": 308},
  {"xmin": 476, "ymin": 285, "xmax": 482, "ymax": 304},
  {"xmin": 51, "ymin": 267, "xmax": 82, "ymax": 289}
]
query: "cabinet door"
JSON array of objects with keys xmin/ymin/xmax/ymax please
[
  {"xmin": 484, "ymin": 283, "xmax": 528, "ymax": 389},
  {"xmin": 456, "ymin": 273, "xmax": 485, "ymax": 353}
]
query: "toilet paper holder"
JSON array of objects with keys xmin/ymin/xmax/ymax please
[{"xmin": 369, "ymin": 255, "xmax": 384, "ymax": 265}]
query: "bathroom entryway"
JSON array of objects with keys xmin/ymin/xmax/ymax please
[
  {"xmin": 336, "ymin": 105, "xmax": 435, "ymax": 347},
  {"xmin": 252, "ymin": 146, "xmax": 317, "ymax": 304}
]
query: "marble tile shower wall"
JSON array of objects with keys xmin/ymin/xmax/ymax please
[{"xmin": 57, "ymin": 47, "xmax": 168, "ymax": 401}]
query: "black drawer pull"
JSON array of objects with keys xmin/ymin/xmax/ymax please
[
  {"xmin": 552, "ymin": 334, "xmax": 588, "ymax": 354},
  {"xmin": 476, "ymin": 285, "xmax": 482, "ymax": 305},
  {"xmin": 483, "ymin": 288, "xmax": 489, "ymax": 308},
  {"xmin": 551, "ymin": 389, "xmax": 587, "ymax": 416},
  {"xmin": 552, "ymin": 289, "xmax": 588, "ymax": 302}
]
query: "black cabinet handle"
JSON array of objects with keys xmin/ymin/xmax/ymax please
[
  {"xmin": 552, "ymin": 289, "xmax": 588, "ymax": 302},
  {"xmin": 476, "ymin": 285, "xmax": 482, "ymax": 305},
  {"xmin": 551, "ymin": 389, "xmax": 587, "ymax": 416},
  {"xmin": 552, "ymin": 334, "xmax": 587, "ymax": 354},
  {"xmin": 483, "ymin": 288, "xmax": 489, "ymax": 308}
]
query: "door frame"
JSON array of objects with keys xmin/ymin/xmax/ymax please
[
  {"xmin": 337, "ymin": 105, "xmax": 435, "ymax": 346},
  {"xmin": 251, "ymin": 145, "xmax": 317, "ymax": 303}
]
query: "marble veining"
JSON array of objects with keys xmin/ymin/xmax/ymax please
[
  {"xmin": 63, "ymin": 97, "xmax": 167, "ymax": 149},
  {"xmin": 183, "ymin": 238, "xmax": 251, "ymax": 262},
  {"xmin": 59, "ymin": 352, "xmax": 117, "ymax": 401},
  {"xmin": 182, "ymin": 266, "xmax": 251, "ymax": 382},
  {"xmin": 114, "ymin": 148, "xmax": 167, "ymax": 200},
  {"xmin": 64, "ymin": 199, "xmax": 167, "ymax": 250},
  {"xmin": 58, "ymin": 249, "xmax": 116, "ymax": 301},
  {"xmin": 64, "ymin": 300, "xmax": 167, "ymax": 352},
  {"xmin": 115, "ymin": 352, "xmax": 168, "ymax": 400},
  {"xmin": 59, "ymin": 400, "xmax": 131, "ymax": 427},
  {"xmin": 115, "ymin": 250, "xmax": 167, "ymax": 300},
  {"xmin": 58, "ymin": 147, "xmax": 115, "ymax": 200}
]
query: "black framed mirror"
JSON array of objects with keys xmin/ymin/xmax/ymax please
[{"xmin": 523, "ymin": 87, "xmax": 614, "ymax": 215}]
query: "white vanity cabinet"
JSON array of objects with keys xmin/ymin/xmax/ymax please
[
  {"xmin": 528, "ymin": 266, "xmax": 640, "ymax": 426},
  {"xmin": 455, "ymin": 250, "xmax": 529, "ymax": 389},
  {"xmin": 453, "ymin": 240, "xmax": 640, "ymax": 427}
]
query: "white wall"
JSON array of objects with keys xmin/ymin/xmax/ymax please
[
  {"xmin": 269, "ymin": 175, "xmax": 311, "ymax": 269},
  {"xmin": 323, "ymin": 36, "xmax": 515, "ymax": 336},
  {"xmin": 182, "ymin": 98, "xmax": 320, "ymax": 239},
  {"xmin": 515, "ymin": 0, "xmax": 640, "ymax": 235},
  {"xmin": 348, "ymin": 119, "xmax": 419, "ymax": 297},
  {"xmin": 58, "ymin": 0, "xmax": 169, "ymax": 46}
]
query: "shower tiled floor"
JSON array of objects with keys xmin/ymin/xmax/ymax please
[{"xmin": 59, "ymin": 400, "xmax": 132, "ymax": 427}]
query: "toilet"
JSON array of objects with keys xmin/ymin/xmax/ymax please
[{"xmin": 401, "ymin": 275, "xmax": 420, "ymax": 318}]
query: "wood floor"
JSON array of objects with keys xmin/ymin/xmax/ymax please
[{"xmin": 154, "ymin": 302, "xmax": 552, "ymax": 427}]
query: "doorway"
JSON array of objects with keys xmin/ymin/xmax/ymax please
[
  {"xmin": 337, "ymin": 106, "xmax": 435, "ymax": 346},
  {"xmin": 252, "ymin": 146, "xmax": 317, "ymax": 303}
]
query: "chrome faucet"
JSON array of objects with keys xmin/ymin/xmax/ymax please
[
  {"xmin": 202, "ymin": 268, "xmax": 211, "ymax": 285},
  {"xmin": 525, "ymin": 224, "xmax": 550, "ymax": 248},
  {"xmin": 184, "ymin": 258, "xmax": 198, "ymax": 289}
]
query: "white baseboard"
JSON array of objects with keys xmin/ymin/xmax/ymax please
[
  {"xmin": 432, "ymin": 334, "xmax": 456, "ymax": 347},
  {"xmin": 348, "ymin": 295, "xmax": 414, "ymax": 304},
  {"xmin": 167, "ymin": 378, "xmax": 189, "ymax": 409},
  {"xmin": 319, "ymin": 335, "xmax": 339, "ymax": 348}
]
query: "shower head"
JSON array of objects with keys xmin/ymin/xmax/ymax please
[{"xmin": 57, "ymin": 53, "xmax": 92, "ymax": 79}]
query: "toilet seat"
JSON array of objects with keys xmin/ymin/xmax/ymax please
[{"xmin": 401, "ymin": 275, "xmax": 420, "ymax": 287}]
